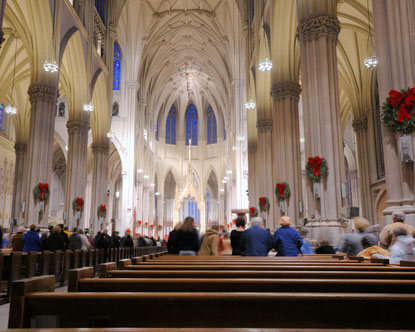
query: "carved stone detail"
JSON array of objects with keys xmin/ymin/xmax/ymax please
[
  {"xmin": 108, "ymin": 23, "xmax": 117, "ymax": 39},
  {"xmin": 66, "ymin": 120, "xmax": 89, "ymax": 134},
  {"xmin": 257, "ymin": 119, "xmax": 273, "ymax": 133},
  {"xmin": 248, "ymin": 142, "xmax": 258, "ymax": 153},
  {"xmin": 91, "ymin": 142, "xmax": 110, "ymax": 154},
  {"xmin": 54, "ymin": 155, "xmax": 66, "ymax": 176},
  {"xmin": 352, "ymin": 117, "xmax": 368, "ymax": 132},
  {"xmin": 299, "ymin": 14, "xmax": 340, "ymax": 42},
  {"xmin": 271, "ymin": 81, "xmax": 301, "ymax": 102},
  {"xmin": 14, "ymin": 143, "xmax": 26, "ymax": 154},
  {"xmin": 28, "ymin": 84, "xmax": 56, "ymax": 104}
]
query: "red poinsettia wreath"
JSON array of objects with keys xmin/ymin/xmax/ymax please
[
  {"xmin": 306, "ymin": 156, "xmax": 328, "ymax": 182},
  {"xmin": 72, "ymin": 197, "xmax": 84, "ymax": 212},
  {"xmin": 275, "ymin": 182, "xmax": 290, "ymax": 200},
  {"xmin": 138, "ymin": 220, "xmax": 142, "ymax": 226},
  {"xmin": 33, "ymin": 183, "xmax": 50, "ymax": 201},
  {"xmin": 158, "ymin": 225, "xmax": 162, "ymax": 231},
  {"xmin": 258, "ymin": 197, "xmax": 270, "ymax": 212},
  {"xmin": 145, "ymin": 222, "xmax": 148, "ymax": 228},
  {"xmin": 382, "ymin": 88, "xmax": 415, "ymax": 133},
  {"xmin": 249, "ymin": 207, "xmax": 258, "ymax": 217},
  {"xmin": 97, "ymin": 204, "xmax": 107, "ymax": 218}
]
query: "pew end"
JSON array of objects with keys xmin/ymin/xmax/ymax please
[
  {"xmin": 8, "ymin": 275, "xmax": 55, "ymax": 328},
  {"xmin": 371, "ymin": 257, "xmax": 390, "ymax": 265},
  {"xmin": 400, "ymin": 260, "xmax": 415, "ymax": 267},
  {"xmin": 68, "ymin": 267, "xmax": 94, "ymax": 292},
  {"xmin": 119, "ymin": 259, "xmax": 132, "ymax": 270},
  {"xmin": 349, "ymin": 256, "xmax": 364, "ymax": 262},
  {"xmin": 99, "ymin": 262, "xmax": 117, "ymax": 278},
  {"xmin": 131, "ymin": 256, "xmax": 144, "ymax": 264}
]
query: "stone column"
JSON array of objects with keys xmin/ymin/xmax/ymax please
[
  {"xmin": 25, "ymin": 84, "xmax": 57, "ymax": 226},
  {"xmin": 248, "ymin": 142, "xmax": 258, "ymax": 210},
  {"xmin": 90, "ymin": 141, "xmax": 110, "ymax": 233},
  {"xmin": 12, "ymin": 143, "xmax": 26, "ymax": 221},
  {"xmin": 256, "ymin": 119, "xmax": 274, "ymax": 229},
  {"xmin": 297, "ymin": 0, "xmax": 347, "ymax": 242},
  {"xmin": 352, "ymin": 117, "xmax": 374, "ymax": 221},
  {"xmin": 0, "ymin": 0, "xmax": 6, "ymax": 49},
  {"xmin": 64, "ymin": 119, "xmax": 89, "ymax": 230},
  {"xmin": 372, "ymin": 0, "xmax": 415, "ymax": 226},
  {"xmin": 271, "ymin": 81, "xmax": 303, "ymax": 225}
]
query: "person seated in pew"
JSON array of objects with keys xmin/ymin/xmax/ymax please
[
  {"xmin": 379, "ymin": 210, "xmax": 415, "ymax": 249},
  {"xmin": 299, "ymin": 228, "xmax": 314, "ymax": 254},
  {"xmin": 12, "ymin": 226, "xmax": 26, "ymax": 252},
  {"xmin": 230, "ymin": 217, "xmax": 246, "ymax": 255},
  {"xmin": 315, "ymin": 240, "xmax": 336, "ymax": 254},
  {"xmin": 23, "ymin": 224, "xmax": 41, "ymax": 252},
  {"xmin": 357, "ymin": 234, "xmax": 390, "ymax": 259},
  {"xmin": 390, "ymin": 227, "xmax": 415, "ymax": 264},
  {"xmin": 68, "ymin": 230, "xmax": 82, "ymax": 250},
  {"xmin": 199, "ymin": 224, "xmax": 221, "ymax": 256},
  {"xmin": 240, "ymin": 216, "xmax": 272, "ymax": 256},
  {"xmin": 167, "ymin": 222, "xmax": 182, "ymax": 254},
  {"xmin": 178, "ymin": 216, "xmax": 200, "ymax": 255},
  {"xmin": 272, "ymin": 216, "xmax": 303, "ymax": 257},
  {"xmin": 340, "ymin": 217, "xmax": 373, "ymax": 257}
]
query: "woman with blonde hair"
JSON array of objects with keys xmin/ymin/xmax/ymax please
[
  {"xmin": 167, "ymin": 222, "xmax": 183, "ymax": 254},
  {"xmin": 272, "ymin": 216, "xmax": 303, "ymax": 256},
  {"xmin": 177, "ymin": 217, "xmax": 200, "ymax": 255}
]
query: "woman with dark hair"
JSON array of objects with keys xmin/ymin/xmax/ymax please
[
  {"xmin": 231, "ymin": 217, "xmax": 246, "ymax": 255},
  {"xmin": 177, "ymin": 217, "xmax": 200, "ymax": 255}
]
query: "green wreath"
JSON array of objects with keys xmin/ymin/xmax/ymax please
[
  {"xmin": 97, "ymin": 204, "xmax": 107, "ymax": 218},
  {"xmin": 72, "ymin": 197, "xmax": 84, "ymax": 212},
  {"xmin": 258, "ymin": 197, "xmax": 270, "ymax": 212},
  {"xmin": 249, "ymin": 207, "xmax": 258, "ymax": 217},
  {"xmin": 275, "ymin": 182, "xmax": 290, "ymax": 200},
  {"xmin": 306, "ymin": 156, "xmax": 328, "ymax": 182},
  {"xmin": 382, "ymin": 88, "xmax": 415, "ymax": 134},
  {"xmin": 33, "ymin": 183, "xmax": 50, "ymax": 201}
]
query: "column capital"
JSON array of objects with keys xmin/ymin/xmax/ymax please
[
  {"xmin": 54, "ymin": 155, "xmax": 66, "ymax": 176},
  {"xmin": 14, "ymin": 142, "xmax": 26, "ymax": 154},
  {"xmin": 66, "ymin": 119, "xmax": 89, "ymax": 134},
  {"xmin": 299, "ymin": 14, "xmax": 340, "ymax": 42},
  {"xmin": 257, "ymin": 119, "xmax": 273, "ymax": 133},
  {"xmin": 271, "ymin": 81, "xmax": 301, "ymax": 102},
  {"xmin": 352, "ymin": 117, "xmax": 368, "ymax": 132},
  {"xmin": 108, "ymin": 22, "xmax": 118, "ymax": 39},
  {"xmin": 91, "ymin": 141, "xmax": 110, "ymax": 154},
  {"xmin": 28, "ymin": 84, "xmax": 56, "ymax": 104},
  {"xmin": 248, "ymin": 142, "xmax": 258, "ymax": 153}
]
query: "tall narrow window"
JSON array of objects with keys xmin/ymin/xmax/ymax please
[
  {"xmin": 207, "ymin": 106, "xmax": 217, "ymax": 144},
  {"xmin": 166, "ymin": 106, "xmax": 177, "ymax": 144},
  {"xmin": 155, "ymin": 115, "xmax": 160, "ymax": 141},
  {"xmin": 0, "ymin": 102, "xmax": 3, "ymax": 131},
  {"xmin": 113, "ymin": 43, "xmax": 121, "ymax": 90},
  {"xmin": 186, "ymin": 104, "xmax": 198, "ymax": 145},
  {"xmin": 95, "ymin": 0, "xmax": 106, "ymax": 23}
]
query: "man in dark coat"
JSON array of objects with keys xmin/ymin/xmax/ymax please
[{"xmin": 240, "ymin": 217, "xmax": 272, "ymax": 256}]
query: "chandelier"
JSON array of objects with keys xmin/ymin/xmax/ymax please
[
  {"xmin": 363, "ymin": 0, "xmax": 376, "ymax": 69},
  {"xmin": 244, "ymin": 100, "xmax": 256, "ymax": 110},
  {"xmin": 364, "ymin": 55, "xmax": 377, "ymax": 69},
  {"xmin": 5, "ymin": 105, "xmax": 17, "ymax": 115},
  {"xmin": 44, "ymin": 4, "xmax": 58, "ymax": 73},
  {"xmin": 106, "ymin": 132, "xmax": 114, "ymax": 138},
  {"xmin": 6, "ymin": 36, "xmax": 18, "ymax": 115},
  {"xmin": 236, "ymin": 136, "xmax": 245, "ymax": 141},
  {"xmin": 232, "ymin": 145, "xmax": 239, "ymax": 151},
  {"xmin": 83, "ymin": 103, "xmax": 94, "ymax": 112},
  {"xmin": 43, "ymin": 58, "xmax": 58, "ymax": 73},
  {"xmin": 258, "ymin": 58, "xmax": 272, "ymax": 72}
]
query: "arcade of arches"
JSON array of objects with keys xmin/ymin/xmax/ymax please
[{"xmin": 0, "ymin": 0, "xmax": 412, "ymax": 242}]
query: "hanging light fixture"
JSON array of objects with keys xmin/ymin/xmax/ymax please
[
  {"xmin": 244, "ymin": 100, "xmax": 256, "ymax": 110},
  {"xmin": 363, "ymin": 0, "xmax": 376, "ymax": 69},
  {"xmin": 258, "ymin": 58, "xmax": 273, "ymax": 72},
  {"xmin": 6, "ymin": 36, "xmax": 18, "ymax": 115},
  {"xmin": 232, "ymin": 145, "xmax": 240, "ymax": 151},
  {"xmin": 44, "ymin": 3, "xmax": 58, "ymax": 73},
  {"xmin": 83, "ymin": 103, "xmax": 94, "ymax": 112},
  {"xmin": 236, "ymin": 136, "xmax": 245, "ymax": 141},
  {"xmin": 106, "ymin": 131, "xmax": 115, "ymax": 138}
]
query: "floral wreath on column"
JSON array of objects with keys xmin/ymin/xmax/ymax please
[
  {"xmin": 382, "ymin": 88, "xmax": 415, "ymax": 133},
  {"xmin": 158, "ymin": 225, "xmax": 162, "ymax": 231},
  {"xmin": 33, "ymin": 183, "xmax": 50, "ymax": 201},
  {"xmin": 275, "ymin": 182, "xmax": 290, "ymax": 200},
  {"xmin": 72, "ymin": 197, "xmax": 84, "ymax": 212},
  {"xmin": 258, "ymin": 197, "xmax": 270, "ymax": 212},
  {"xmin": 249, "ymin": 207, "xmax": 258, "ymax": 217},
  {"xmin": 145, "ymin": 222, "xmax": 148, "ymax": 228},
  {"xmin": 97, "ymin": 204, "xmax": 107, "ymax": 218},
  {"xmin": 138, "ymin": 220, "xmax": 142, "ymax": 226},
  {"xmin": 306, "ymin": 156, "xmax": 328, "ymax": 182}
]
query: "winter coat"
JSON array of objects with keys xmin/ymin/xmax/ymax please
[
  {"xmin": 199, "ymin": 229, "xmax": 220, "ymax": 256},
  {"xmin": 230, "ymin": 229, "xmax": 244, "ymax": 255},
  {"xmin": 122, "ymin": 235, "xmax": 134, "ymax": 248},
  {"xmin": 357, "ymin": 245, "xmax": 390, "ymax": 259},
  {"xmin": 178, "ymin": 229, "xmax": 200, "ymax": 252},
  {"xmin": 316, "ymin": 245, "xmax": 336, "ymax": 254},
  {"xmin": 300, "ymin": 240, "xmax": 315, "ymax": 254},
  {"xmin": 167, "ymin": 230, "xmax": 180, "ymax": 254},
  {"xmin": 79, "ymin": 234, "xmax": 90, "ymax": 251},
  {"xmin": 379, "ymin": 222, "xmax": 415, "ymax": 249},
  {"xmin": 47, "ymin": 232, "xmax": 65, "ymax": 251},
  {"xmin": 390, "ymin": 235, "xmax": 415, "ymax": 264},
  {"xmin": 12, "ymin": 233, "xmax": 25, "ymax": 252},
  {"xmin": 23, "ymin": 230, "xmax": 41, "ymax": 252},
  {"xmin": 240, "ymin": 225, "xmax": 272, "ymax": 257},
  {"xmin": 272, "ymin": 226, "xmax": 303, "ymax": 257},
  {"xmin": 68, "ymin": 233, "xmax": 82, "ymax": 250},
  {"xmin": 110, "ymin": 235, "xmax": 121, "ymax": 248},
  {"xmin": 341, "ymin": 232, "xmax": 366, "ymax": 257}
]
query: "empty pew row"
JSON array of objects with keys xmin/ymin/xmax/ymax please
[{"xmin": 9, "ymin": 275, "xmax": 415, "ymax": 329}]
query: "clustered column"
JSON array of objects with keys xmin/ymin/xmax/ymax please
[
  {"xmin": 271, "ymin": 81, "xmax": 303, "ymax": 224},
  {"xmin": 297, "ymin": 0, "xmax": 346, "ymax": 242},
  {"xmin": 12, "ymin": 143, "xmax": 26, "ymax": 221},
  {"xmin": 64, "ymin": 119, "xmax": 89, "ymax": 230}
]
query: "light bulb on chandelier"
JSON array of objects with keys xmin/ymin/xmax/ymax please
[
  {"xmin": 236, "ymin": 136, "xmax": 245, "ymax": 141},
  {"xmin": 44, "ymin": 4, "xmax": 58, "ymax": 73},
  {"xmin": 83, "ymin": 103, "xmax": 94, "ymax": 112},
  {"xmin": 364, "ymin": 56, "xmax": 377, "ymax": 69},
  {"xmin": 5, "ymin": 105, "xmax": 17, "ymax": 115},
  {"xmin": 43, "ymin": 59, "xmax": 58, "ymax": 73},
  {"xmin": 363, "ymin": 0, "xmax": 376, "ymax": 69},
  {"xmin": 244, "ymin": 100, "xmax": 256, "ymax": 110},
  {"xmin": 106, "ymin": 132, "xmax": 114, "ymax": 138},
  {"xmin": 258, "ymin": 58, "xmax": 273, "ymax": 72},
  {"xmin": 232, "ymin": 145, "xmax": 239, "ymax": 151}
]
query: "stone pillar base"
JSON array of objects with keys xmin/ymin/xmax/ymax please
[{"xmin": 304, "ymin": 218, "xmax": 349, "ymax": 245}]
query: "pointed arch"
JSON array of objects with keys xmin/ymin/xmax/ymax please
[
  {"xmin": 185, "ymin": 103, "xmax": 198, "ymax": 145},
  {"xmin": 165, "ymin": 104, "xmax": 177, "ymax": 144},
  {"xmin": 207, "ymin": 105, "xmax": 217, "ymax": 144}
]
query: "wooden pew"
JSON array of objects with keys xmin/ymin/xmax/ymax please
[{"xmin": 9, "ymin": 286, "xmax": 415, "ymax": 329}]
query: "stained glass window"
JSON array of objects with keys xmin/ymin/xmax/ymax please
[
  {"xmin": 185, "ymin": 104, "xmax": 198, "ymax": 145},
  {"xmin": 166, "ymin": 105, "xmax": 177, "ymax": 144},
  {"xmin": 183, "ymin": 198, "xmax": 200, "ymax": 222},
  {"xmin": 155, "ymin": 115, "xmax": 160, "ymax": 141},
  {"xmin": 113, "ymin": 43, "xmax": 121, "ymax": 90},
  {"xmin": 95, "ymin": 0, "xmax": 105, "ymax": 23},
  {"xmin": 0, "ymin": 102, "xmax": 3, "ymax": 131},
  {"xmin": 207, "ymin": 106, "xmax": 217, "ymax": 144}
]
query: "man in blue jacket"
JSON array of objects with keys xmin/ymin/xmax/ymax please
[
  {"xmin": 23, "ymin": 224, "xmax": 41, "ymax": 252},
  {"xmin": 272, "ymin": 216, "xmax": 303, "ymax": 256},
  {"xmin": 240, "ymin": 217, "xmax": 272, "ymax": 256}
]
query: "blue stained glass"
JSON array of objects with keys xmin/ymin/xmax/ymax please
[
  {"xmin": 155, "ymin": 115, "xmax": 160, "ymax": 141},
  {"xmin": 0, "ymin": 102, "xmax": 3, "ymax": 131},
  {"xmin": 113, "ymin": 43, "xmax": 121, "ymax": 90},
  {"xmin": 166, "ymin": 106, "xmax": 176, "ymax": 144},
  {"xmin": 95, "ymin": 0, "xmax": 105, "ymax": 23},
  {"xmin": 184, "ymin": 198, "xmax": 200, "ymax": 222},
  {"xmin": 185, "ymin": 104, "xmax": 198, "ymax": 145},
  {"xmin": 207, "ymin": 106, "xmax": 217, "ymax": 144}
]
